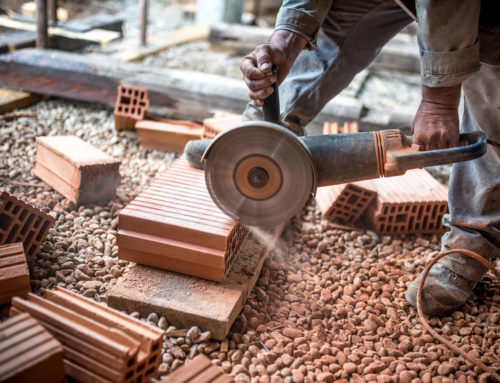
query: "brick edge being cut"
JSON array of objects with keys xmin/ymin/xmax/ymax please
[{"xmin": 202, "ymin": 115, "xmax": 242, "ymax": 139}]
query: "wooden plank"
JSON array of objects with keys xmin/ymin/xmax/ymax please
[
  {"xmin": 0, "ymin": 88, "xmax": 40, "ymax": 114},
  {"xmin": 0, "ymin": 15, "xmax": 121, "ymax": 45},
  {"xmin": 0, "ymin": 31, "xmax": 36, "ymax": 53}
]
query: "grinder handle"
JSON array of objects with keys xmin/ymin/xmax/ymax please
[
  {"xmin": 389, "ymin": 131, "xmax": 487, "ymax": 172},
  {"xmin": 262, "ymin": 69, "xmax": 281, "ymax": 124}
]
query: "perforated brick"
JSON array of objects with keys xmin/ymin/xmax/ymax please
[
  {"xmin": 118, "ymin": 157, "xmax": 248, "ymax": 282},
  {"xmin": 366, "ymin": 169, "xmax": 449, "ymax": 235},
  {"xmin": 0, "ymin": 312, "xmax": 65, "ymax": 383},
  {"xmin": 114, "ymin": 85, "xmax": 150, "ymax": 130},
  {"xmin": 0, "ymin": 242, "xmax": 30, "ymax": 304},
  {"xmin": 0, "ymin": 192, "xmax": 55, "ymax": 266},
  {"xmin": 161, "ymin": 354, "xmax": 232, "ymax": 382},
  {"xmin": 10, "ymin": 286, "xmax": 163, "ymax": 383},
  {"xmin": 315, "ymin": 181, "xmax": 377, "ymax": 224},
  {"xmin": 323, "ymin": 121, "xmax": 359, "ymax": 135}
]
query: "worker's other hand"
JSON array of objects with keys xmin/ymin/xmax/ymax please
[
  {"xmin": 412, "ymin": 85, "xmax": 461, "ymax": 150},
  {"xmin": 240, "ymin": 30, "xmax": 307, "ymax": 107}
]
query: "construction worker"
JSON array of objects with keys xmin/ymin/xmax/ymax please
[{"xmin": 239, "ymin": 0, "xmax": 500, "ymax": 315}]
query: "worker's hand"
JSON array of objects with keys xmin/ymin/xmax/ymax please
[
  {"xmin": 412, "ymin": 85, "xmax": 461, "ymax": 150},
  {"xmin": 240, "ymin": 30, "xmax": 307, "ymax": 107}
]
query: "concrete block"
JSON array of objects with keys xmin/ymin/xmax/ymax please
[
  {"xmin": 33, "ymin": 136, "xmax": 121, "ymax": 205},
  {"xmin": 0, "ymin": 242, "xmax": 30, "ymax": 304},
  {"xmin": 0, "ymin": 312, "xmax": 65, "ymax": 383},
  {"xmin": 108, "ymin": 224, "xmax": 286, "ymax": 341},
  {"xmin": 114, "ymin": 85, "xmax": 149, "ymax": 130},
  {"xmin": 0, "ymin": 192, "xmax": 55, "ymax": 266}
]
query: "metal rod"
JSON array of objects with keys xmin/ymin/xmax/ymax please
[
  {"xmin": 36, "ymin": 0, "xmax": 49, "ymax": 48},
  {"xmin": 48, "ymin": 0, "xmax": 57, "ymax": 25},
  {"xmin": 253, "ymin": 0, "xmax": 261, "ymax": 21},
  {"xmin": 140, "ymin": 0, "xmax": 148, "ymax": 46}
]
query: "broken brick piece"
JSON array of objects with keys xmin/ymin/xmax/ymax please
[
  {"xmin": 135, "ymin": 119, "xmax": 203, "ymax": 153},
  {"xmin": 323, "ymin": 121, "xmax": 359, "ymax": 135},
  {"xmin": 0, "ymin": 243, "xmax": 30, "ymax": 304},
  {"xmin": 114, "ymin": 85, "xmax": 149, "ymax": 130},
  {"xmin": 10, "ymin": 287, "xmax": 162, "ymax": 383},
  {"xmin": 0, "ymin": 312, "xmax": 66, "ymax": 383},
  {"xmin": 161, "ymin": 354, "xmax": 233, "ymax": 382},
  {"xmin": 366, "ymin": 169, "xmax": 449, "ymax": 235},
  {"xmin": 33, "ymin": 136, "xmax": 121, "ymax": 205},
  {"xmin": 0, "ymin": 193, "xmax": 55, "ymax": 266},
  {"xmin": 315, "ymin": 181, "xmax": 377, "ymax": 224},
  {"xmin": 118, "ymin": 157, "xmax": 249, "ymax": 282},
  {"xmin": 202, "ymin": 115, "xmax": 242, "ymax": 139}
]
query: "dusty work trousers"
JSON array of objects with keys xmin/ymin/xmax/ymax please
[{"xmin": 243, "ymin": 0, "xmax": 500, "ymax": 275}]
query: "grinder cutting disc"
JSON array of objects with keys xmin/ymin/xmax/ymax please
[{"xmin": 203, "ymin": 121, "xmax": 316, "ymax": 227}]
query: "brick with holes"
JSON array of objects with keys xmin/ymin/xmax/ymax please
[
  {"xmin": 0, "ymin": 312, "xmax": 65, "ymax": 383},
  {"xmin": 323, "ymin": 121, "xmax": 359, "ymax": 135},
  {"xmin": 365, "ymin": 169, "xmax": 449, "ymax": 235},
  {"xmin": 9, "ymin": 286, "xmax": 163, "ymax": 383},
  {"xmin": 0, "ymin": 192, "xmax": 55, "ymax": 266},
  {"xmin": 32, "ymin": 136, "xmax": 121, "ymax": 205},
  {"xmin": 114, "ymin": 85, "xmax": 150, "ymax": 130},
  {"xmin": 315, "ymin": 181, "xmax": 377, "ymax": 224},
  {"xmin": 0, "ymin": 242, "xmax": 30, "ymax": 304},
  {"xmin": 117, "ymin": 157, "xmax": 248, "ymax": 282}
]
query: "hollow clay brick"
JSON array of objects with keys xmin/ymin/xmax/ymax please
[
  {"xmin": 365, "ymin": 169, "xmax": 449, "ymax": 235},
  {"xmin": 202, "ymin": 115, "xmax": 242, "ymax": 139},
  {"xmin": 114, "ymin": 85, "xmax": 149, "ymax": 130},
  {"xmin": 118, "ymin": 157, "xmax": 248, "ymax": 282},
  {"xmin": 0, "ymin": 192, "xmax": 55, "ymax": 266},
  {"xmin": 315, "ymin": 181, "xmax": 377, "ymax": 224},
  {"xmin": 161, "ymin": 354, "xmax": 233, "ymax": 383},
  {"xmin": 10, "ymin": 287, "xmax": 162, "ymax": 383},
  {"xmin": 33, "ymin": 136, "xmax": 121, "ymax": 205},
  {"xmin": 0, "ymin": 312, "xmax": 65, "ymax": 383},
  {"xmin": 135, "ymin": 119, "xmax": 203, "ymax": 153},
  {"xmin": 0, "ymin": 242, "xmax": 30, "ymax": 304},
  {"xmin": 323, "ymin": 121, "xmax": 359, "ymax": 135}
]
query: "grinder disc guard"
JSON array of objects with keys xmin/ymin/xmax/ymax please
[{"xmin": 204, "ymin": 122, "xmax": 315, "ymax": 227}]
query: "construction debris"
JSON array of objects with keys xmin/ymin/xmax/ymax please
[
  {"xmin": 10, "ymin": 287, "xmax": 163, "ymax": 383},
  {"xmin": 0, "ymin": 243, "xmax": 30, "ymax": 304},
  {"xmin": 161, "ymin": 354, "xmax": 233, "ymax": 382},
  {"xmin": 33, "ymin": 136, "xmax": 121, "ymax": 205},
  {"xmin": 114, "ymin": 85, "xmax": 149, "ymax": 131},
  {"xmin": 117, "ymin": 157, "xmax": 248, "ymax": 282},
  {"xmin": 135, "ymin": 119, "xmax": 203, "ymax": 153},
  {"xmin": 0, "ymin": 192, "xmax": 55, "ymax": 266},
  {"xmin": 0, "ymin": 312, "xmax": 66, "ymax": 383}
]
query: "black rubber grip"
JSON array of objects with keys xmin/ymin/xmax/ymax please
[{"xmin": 262, "ymin": 70, "xmax": 280, "ymax": 124}]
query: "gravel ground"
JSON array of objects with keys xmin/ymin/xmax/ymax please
[{"xmin": 1, "ymin": 99, "xmax": 499, "ymax": 382}]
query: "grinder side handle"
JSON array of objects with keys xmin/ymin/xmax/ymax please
[{"xmin": 385, "ymin": 131, "xmax": 487, "ymax": 175}]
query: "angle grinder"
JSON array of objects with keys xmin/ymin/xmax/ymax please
[{"xmin": 193, "ymin": 82, "xmax": 487, "ymax": 227}]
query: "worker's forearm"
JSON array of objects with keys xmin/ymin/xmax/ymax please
[{"xmin": 269, "ymin": 30, "xmax": 308, "ymax": 70}]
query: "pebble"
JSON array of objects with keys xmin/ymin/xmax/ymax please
[{"xmin": 187, "ymin": 326, "xmax": 201, "ymax": 340}]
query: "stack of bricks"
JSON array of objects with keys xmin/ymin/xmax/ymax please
[
  {"xmin": 118, "ymin": 157, "xmax": 249, "ymax": 282},
  {"xmin": 0, "ymin": 192, "xmax": 55, "ymax": 266},
  {"xmin": 316, "ymin": 121, "xmax": 377, "ymax": 224},
  {"xmin": 114, "ymin": 85, "xmax": 149, "ymax": 130},
  {"xmin": 0, "ymin": 313, "xmax": 66, "ymax": 383},
  {"xmin": 10, "ymin": 287, "xmax": 163, "ymax": 383},
  {"xmin": 202, "ymin": 115, "xmax": 242, "ymax": 139},
  {"xmin": 161, "ymin": 354, "xmax": 233, "ymax": 382},
  {"xmin": 33, "ymin": 136, "xmax": 121, "ymax": 205},
  {"xmin": 0, "ymin": 243, "xmax": 30, "ymax": 304},
  {"xmin": 366, "ymin": 169, "xmax": 449, "ymax": 234},
  {"xmin": 135, "ymin": 119, "xmax": 203, "ymax": 153}
]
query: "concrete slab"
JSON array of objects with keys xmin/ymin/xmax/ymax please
[{"xmin": 107, "ymin": 224, "xmax": 285, "ymax": 340}]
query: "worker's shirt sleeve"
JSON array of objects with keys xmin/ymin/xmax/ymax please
[
  {"xmin": 416, "ymin": 0, "xmax": 481, "ymax": 87},
  {"xmin": 274, "ymin": 0, "xmax": 333, "ymax": 50}
]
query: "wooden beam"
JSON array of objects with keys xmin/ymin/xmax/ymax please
[
  {"xmin": 0, "ymin": 88, "xmax": 41, "ymax": 114},
  {"xmin": 48, "ymin": 0, "xmax": 57, "ymax": 24},
  {"xmin": 35, "ymin": 0, "xmax": 48, "ymax": 48},
  {"xmin": 0, "ymin": 31, "xmax": 36, "ymax": 53},
  {"xmin": 139, "ymin": 0, "xmax": 148, "ymax": 46}
]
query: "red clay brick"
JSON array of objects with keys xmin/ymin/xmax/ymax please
[
  {"xmin": 202, "ymin": 115, "xmax": 242, "ymax": 139},
  {"xmin": 0, "ymin": 192, "xmax": 55, "ymax": 266},
  {"xmin": 135, "ymin": 119, "xmax": 203, "ymax": 153},
  {"xmin": 315, "ymin": 181, "xmax": 377, "ymax": 224},
  {"xmin": 0, "ymin": 312, "xmax": 65, "ymax": 383},
  {"xmin": 33, "ymin": 136, "xmax": 121, "ymax": 205},
  {"xmin": 365, "ymin": 169, "xmax": 449, "ymax": 235},
  {"xmin": 114, "ymin": 85, "xmax": 149, "ymax": 130},
  {"xmin": 323, "ymin": 121, "xmax": 359, "ymax": 135},
  {"xmin": 0, "ymin": 242, "xmax": 30, "ymax": 304},
  {"xmin": 118, "ymin": 157, "xmax": 248, "ymax": 282},
  {"xmin": 161, "ymin": 354, "xmax": 233, "ymax": 383},
  {"xmin": 10, "ymin": 287, "xmax": 162, "ymax": 383}
]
